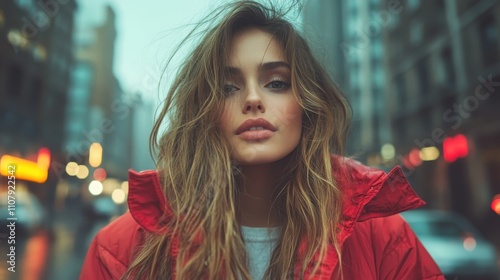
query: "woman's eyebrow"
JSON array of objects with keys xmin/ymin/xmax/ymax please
[
  {"xmin": 224, "ymin": 66, "xmax": 241, "ymax": 76},
  {"xmin": 224, "ymin": 61, "xmax": 290, "ymax": 76},
  {"xmin": 259, "ymin": 61, "xmax": 290, "ymax": 71}
]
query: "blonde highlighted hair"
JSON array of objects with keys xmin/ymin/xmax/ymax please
[{"xmin": 124, "ymin": 1, "xmax": 351, "ymax": 279}]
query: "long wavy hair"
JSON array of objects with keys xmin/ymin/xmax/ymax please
[{"xmin": 123, "ymin": 1, "xmax": 351, "ymax": 279}]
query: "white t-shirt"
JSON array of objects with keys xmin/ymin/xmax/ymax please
[{"xmin": 240, "ymin": 226, "xmax": 281, "ymax": 280}]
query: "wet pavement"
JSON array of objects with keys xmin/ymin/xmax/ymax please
[{"xmin": 0, "ymin": 198, "xmax": 111, "ymax": 280}]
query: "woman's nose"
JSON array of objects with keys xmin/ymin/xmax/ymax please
[{"xmin": 242, "ymin": 85, "xmax": 265, "ymax": 113}]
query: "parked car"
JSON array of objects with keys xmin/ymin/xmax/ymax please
[
  {"xmin": 401, "ymin": 209, "xmax": 500, "ymax": 280},
  {"xmin": 0, "ymin": 189, "xmax": 46, "ymax": 237}
]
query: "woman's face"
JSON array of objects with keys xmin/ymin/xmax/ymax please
[{"xmin": 220, "ymin": 28, "xmax": 303, "ymax": 165}]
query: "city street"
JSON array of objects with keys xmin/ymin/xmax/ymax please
[
  {"xmin": 1, "ymin": 0, "xmax": 500, "ymax": 279},
  {"xmin": 1, "ymin": 198, "xmax": 110, "ymax": 280}
]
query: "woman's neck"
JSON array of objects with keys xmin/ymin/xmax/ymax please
[{"xmin": 237, "ymin": 159, "xmax": 287, "ymax": 228}]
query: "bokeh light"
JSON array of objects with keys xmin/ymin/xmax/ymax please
[
  {"xmin": 65, "ymin": 162, "xmax": 79, "ymax": 176},
  {"xmin": 93, "ymin": 168, "xmax": 107, "ymax": 181},
  {"xmin": 111, "ymin": 189, "xmax": 126, "ymax": 204},
  {"xmin": 88, "ymin": 180, "xmax": 103, "ymax": 196},
  {"xmin": 76, "ymin": 165, "xmax": 89, "ymax": 179},
  {"xmin": 381, "ymin": 143, "xmax": 395, "ymax": 160}
]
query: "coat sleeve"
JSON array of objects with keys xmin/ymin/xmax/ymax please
[
  {"xmin": 79, "ymin": 213, "xmax": 142, "ymax": 279},
  {"xmin": 79, "ymin": 233, "xmax": 116, "ymax": 280},
  {"xmin": 375, "ymin": 214, "xmax": 445, "ymax": 280}
]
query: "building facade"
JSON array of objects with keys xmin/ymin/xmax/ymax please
[
  {"xmin": 302, "ymin": 0, "xmax": 391, "ymax": 161},
  {"xmin": 381, "ymin": 0, "xmax": 500, "ymax": 234},
  {"xmin": 303, "ymin": 0, "xmax": 500, "ymax": 242},
  {"xmin": 0, "ymin": 0, "xmax": 77, "ymax": 158}
]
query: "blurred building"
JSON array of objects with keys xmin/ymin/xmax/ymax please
[
  {"xmin": 302, "ymin": 1, "xmax": 346, "ymax": 86},
  {"xmin": 130, "ymin": 94, "xmax": 156, "ymax": 171},
  {"xmin": 65, "ymin": 5, "xmax": 134, "ymax": 182},
  {"xmin": 302, "ymin": 0, "xmax": 500, "ymax": 239},
  {"xmin": 65, "ymin": 60, "xmax": 93, "ymax": 163},
  {"xmin": 381, "ymin": 0, "xmax": 500, "ymax": 229},
  {"xmin": 0, "ymin": 0, "xmax": 77, "ymax": 199},
  {"xmin": 302, "ymin": 0, "xmax": 390, "ymax": 160}
]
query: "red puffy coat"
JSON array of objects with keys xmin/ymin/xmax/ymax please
[{"xmin": 80, "ymin": 157, "xmax": 444, "ymax": 279}]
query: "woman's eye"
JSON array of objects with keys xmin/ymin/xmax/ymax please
[
  {"xmin": 266, "ymin": 80, "xmax": 290, "ymax": 90},
  {"xmin": 223, "ymin": 84, "xmax": 239, "ymax": 95}
]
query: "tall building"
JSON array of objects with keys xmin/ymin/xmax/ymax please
[
  {"xmin": 0, "ymin": 0, "xmax": 77, "ymax": 156},
  {"xmin": 65, "ymin": 5, "xmax": 133, "ymax": 181},
  {"xmin": 104, "ymin": 78, "xmax": 134, "ymax": 179},
  {"xmin": 130, "ymin": 94, "xmax": 156, "ymax": 171},
  {"xmin": 0, "ymin": 0, "xmax": 77, "ymax": 206},
  {"xmin": 302, "ymin": 0, "xmax": 346, "ymax": 86},
  {"xmin": 302, "ymin": 0, "xmax": 390, "ymax": 160},
  {"xmin": 381, "ymin": 0, "xmax": 500, "ymax": 229}
]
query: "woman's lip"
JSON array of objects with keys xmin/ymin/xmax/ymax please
[
  {"xmin": 235, "ymin": 118, "xmax": 277, "ymax": 135},
  {"xmin": 238, "ymin": 130, "xmax": 274, "ymax": 141}
]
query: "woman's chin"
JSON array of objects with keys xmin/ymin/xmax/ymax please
[{"xmin": 232, "ymin": 151, "xmax": 294, "ymax": 166}]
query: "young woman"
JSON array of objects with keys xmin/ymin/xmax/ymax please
[{"xmin": 80, "ymin": 1, "xmax": 444, "ymax": 279}]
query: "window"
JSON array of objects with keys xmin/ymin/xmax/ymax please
[
  {"xmin": 373, "ymin": 61, "xmax": 384, "ymax": 88},
  {"xmin": 396, "ymin": 75, "xmax": 406, "ymax": 110},
  {"xmin": 372, "ymin": 39, "xmax": 382, "ymax": 57},
  {"xmin": 369, "ymin": 0, "xmax": 379, "ymax": 10},
  {"xmin": 408, "ymin": 0, "xmax": 421, "ymax": 12},
  {"xmin": 350, "ymin": 5, "xmax": 357, "ymax": 16},
  {"xmin": 389, "ymin": 13, "xmax": 400, "ymax": 30},
  {"xmin": 0, "ymin": 58, "xmax": 3, "ymax": 96},
  {"xmin": 28, "ymin": 78, "xmax": 42, "ymax": 114},
  {"xmin": 14, "ymin": 0, "xmax": 36, "ymax": 11},
  {"xmin": 410, "ymin": 19, "xmax": 423, "ymax": 45},
  {"xmin": 479, "ymin": 13, "xmax": 498, "ymax": 66},
  {"xmin": 372, "ymin": 112, "xmax": 380, "ymax": 147},
  {"xmin": 349, "ymin": 67, "xmax": 359, "ymax": 91},
  {"xmin": 8, "ymin": 64, "xmax": 23, "ymax": 97},
  {"xmin": 417, "ymin": 60, "xmax": 429, "ymax": 95},
  {"xmin": 0, "ymin": 10, "xmax": 5, "ymax": 27},
  {"xmin": 435, "ymin": 0, "xmax": 445, "ymax": 11},
  {"xmin": 440, "ymin": 46, "xmax": 455, "ymax": 84}
]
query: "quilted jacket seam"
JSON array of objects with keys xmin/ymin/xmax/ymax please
[{"xmin": 97, "ymin": 241, "xmax": 127, "ymax": 269}]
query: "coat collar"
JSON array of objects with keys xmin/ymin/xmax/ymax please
[
  {"xmin": 127, "ymin": 156, "xmax": 424, "ymax": 234},
  {"xmin": 126, "ymin": 156, "xmax": 425, "ymax": 279},
  {"xmin": 330, "ymin": 157, "xmax": 425, "ymax": 243}
]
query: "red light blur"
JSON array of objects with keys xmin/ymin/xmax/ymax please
[
  {"xmin": 443, "ymin": 134, "xmax": 468, "ymax": 162},
  {"xmin": 37, "ymin": 147, "xmax": 51, "ymax": 169},
  {"xmin": 408, "ymin": 148, "xmax": 422, "ymax": 167},
  {"xmin": 93, "ymin": 168, "xmax": 107, "ymax": 181},
  {"xmin": 402, "ymin": 155, "xmax": 414, "ymax": 170},
  {"xmin": 492, "ymin": 194, "xmax": 500, "ymax": 215}
]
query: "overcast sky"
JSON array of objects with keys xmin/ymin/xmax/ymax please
[
  {"xmin": 76, "ymin": 0, "xmax": 301, "ymax": 103},
  {"xmin": 105, "ymin": 0, "xmax": 225, "ymax": 102}
]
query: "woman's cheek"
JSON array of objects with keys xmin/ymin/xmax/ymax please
[{"xmin": 270, "ymin": 100, "xmax": 302, "ymax": 129}]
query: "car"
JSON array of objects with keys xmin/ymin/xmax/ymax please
[
  {"xmin": 0, "ymin": 187, "xmax": 46, "ymax": 237},
  {"xmin": 401, "ymin": 209, "xmax": 500, "ymax": 280}
]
